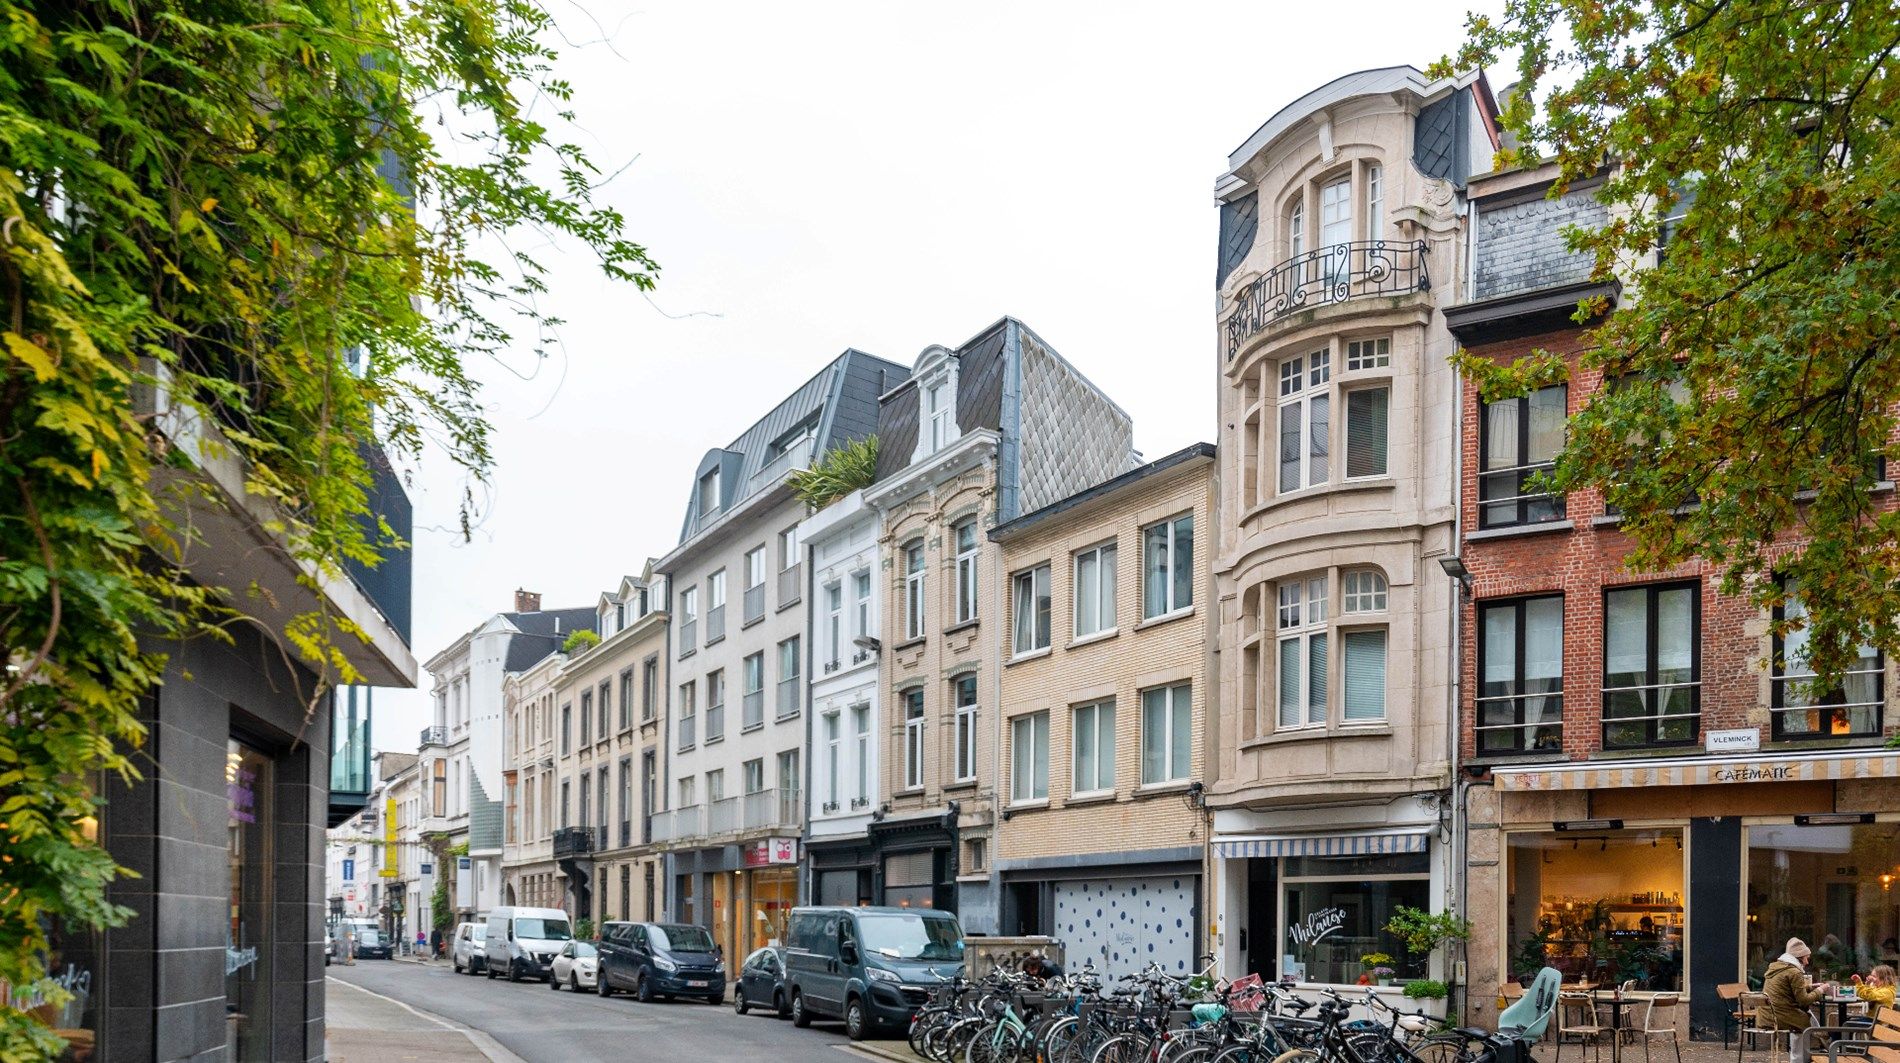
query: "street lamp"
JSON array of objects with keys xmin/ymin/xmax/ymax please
[{"xmin": 1437, "ymin": 555, "xmax": 1472, "ymax": 598}]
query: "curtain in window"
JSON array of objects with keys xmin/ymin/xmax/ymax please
[
  {"xmin": 1170, "ymin": 517, "xmax": 1192, "ymax": 613},
  {"xmin": 1524, "ymin": 597, "xmax": 1564, "ymax": 738},
  {"xmin": 1346, "ymin": 388, "xmax": 1389, "ymax": 478},
  {"xmin": 1074, "ymin": 706, "xmax": 1097, "ymax": 790},
  {"xmin": 1342, "ymin": 630, "xmax": 1387, "ymax": 721}
]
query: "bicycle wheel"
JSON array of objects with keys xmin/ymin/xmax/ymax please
[
  {"xmin": 1090, "ymin": 1034, "xmax": 1147, "ymax": 1063},
  {"xmin": 1266, "ymin": 1049, "xmax": 1325, "ymax": 1063},
  {"xmin": 966, "ymin": 1022, "xmax": 1002, "ymax": 1063},
  {"xmin": 1213, "ymin": 1045, "xmax": 1274, "ymax": 1063},
  {"xmin": 1413, "ymin": 1034, "xmax": 1485, "ymax": 1063},
  {"xmin": 913, "ymin": 1014, "xmax": 942, "ymax": 1059}
]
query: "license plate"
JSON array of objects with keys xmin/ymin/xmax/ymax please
[{"xmin": 686, "ymin": 980, "xmax": 708, "ymax": 988}]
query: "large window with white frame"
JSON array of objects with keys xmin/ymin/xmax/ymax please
[
  {"xmin": 903, "ymin": 540, "xmax": 926, "ymax": 641},
  {"xmin": 1278, "ymin": 350, "xmax": 1331, "ymax": 492},
  {"xmin": 824, "ymin": 582, "xmax": 843, "ymax": 669},
  {"xmin": 1276, "ymin": 576, "xmax": 1329, "ymax": 729},
  {"xmin": 1010, "ymin": 711, "xmax": 1049, "ymax": 803},
  {"xmin": 1267, "ymin": 340, "xmax": 1392, "ymax": 499},
  {"xmin": 1074, "ymin": 541, "xmax": 1118, "ymax": 637},
  {"xmin": 822, "ymin": 712, "xmax": 841, "ymax": 811},
  {"xmin": 743, "ymin": 546, "xmax": 766, "ymax": 623},
  {"xmin": 952, "ymin": 675, "xmax": 978, "ymax": 783},
  {"xmin": 902, "ymin": 688, "xmax": 925, "ymax": 791},
  {"xmin": 853, "ymin": 570, "xmax": 872, "ymax": 648},
  {"xmin": 953, "ymin": 518, "xmax": 979, "ymax": 624},
  {"xmin": 1071, "ymin": 699, "xmax": 1115, "ymax": 795},
  {"xmin": 742, "ymin": 652, "xmax": 764, "ymax": 730},
  {"xmin": 678, "ymin": 586, "xmax": 697, "ymax": 653},
  {"xmin": 1140, "ymin": 684, "xmax": 1192, "ymax": 784},
  {"xmin": 1142, "ymin": 513, "xmax": 1194, "ymax": 619},
  {"xmin": 1267, "ymin": 568, "xmax": 1390, "ymax": 731},
  {"xmin": 1772, "ymin": 577, "xmax": 1883, "ymax": 739},
  {"xmin": 1012, "ymin": 563, "xmax": 1052, "ymax": 655}
]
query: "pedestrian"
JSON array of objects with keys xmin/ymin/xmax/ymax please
[
  {"xmin": 431, "ymin": 926, "xmax": 442, "ymax": 961},
  {"xmin": 344, "ymin": 930, "xmax": 356, "ymax": 966},
  {"xmin": 1762, "ymin": 938, "xmax": 1827, "ymax": 1063},
  {"xmin": 1021, "ymin": 953, "xmax": 1064, "ymax": 982}
]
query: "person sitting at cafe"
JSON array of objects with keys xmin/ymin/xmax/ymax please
[
  {"xmin": 1856, "ymin": 965, "xmax": 1896, "ymax": 1012},
  {"xmin": 1764, "ymin": 938, "xmax": 1830, "ymax": 1063}
]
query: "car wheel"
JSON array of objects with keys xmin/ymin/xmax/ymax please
[
  {"xmin": 453, "ymin": 960, "xmax": 462, "ymax": 974},
  {"xmin": 774, "ymin": 990, "xmax": 791, "ymax": 1020},
  {"xmin": 572, "ymin": 973, "xmax": 582, "ymax": 992},
  {"xmin": 790, "ymin": 989, "xmax": 811, "ymax": 1028},
  {"xmin": 845, "ymin": 995, "xmax": 869, "ymax": 1042},
  {"xmin": 734, "ymin": 989, "xmax": 749, "ymax": 1015},
  {"xmin": 636, "ymin": 972, "xmax": 653, "ymax": 1003},
  {"xmin": 485, "ymin": 964, "xmax": 496, "ymax": 979},
  {"xmin": 508, "ymin": 961, "xmax": 521, "ymax": 983},
  {"xmin": 550, "ymin": 971, "xmax": 562, "ymax": 991}
]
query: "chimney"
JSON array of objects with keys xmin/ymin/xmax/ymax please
[{"xmin": 514, "ymin": 588, "xmax": 542, "ymax": 613}]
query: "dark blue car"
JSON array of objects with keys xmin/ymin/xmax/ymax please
[{"xmin": 596, "ymin": 921, "xmax": 726, "ymax": 1004}]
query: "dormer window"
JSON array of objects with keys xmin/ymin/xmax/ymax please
[
  {"xmin": 910, "ymin": 346, "xmax": 961, "ymax": 461},
  {"xmin": 698, "ymin": 467, "xmax": 722, "ymax": 519}
]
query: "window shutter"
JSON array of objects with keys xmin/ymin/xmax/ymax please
[
  {"xmin": 1306, "ymin": 635, "xmax": 1328, "ymax": 725},
  {"xmin": 1343, "ymin": 630, "xmax": 1388, "ymax": 721},
  {"xmin": 1346, "ymin": 388, "xmax": 1389, "ymax": 478},
  {"xmin": 1278, "ymin": 640, "xmax": 1302, "ymax": 728}
]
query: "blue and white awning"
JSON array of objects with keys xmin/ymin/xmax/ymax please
[{"xmin": 1213, "ymin": 830, "xmax": 1429, "ymax": 860}]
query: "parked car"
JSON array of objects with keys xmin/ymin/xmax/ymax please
[
  {"xmin": 784, "ymin": 906, "xmax": 964, "ymax": 1040},
  {"xmin": 550, "ymin": 940, "xmax": 598, "ymax": 992},
  {"xmin": 484, "ymin": 906, "xmax": 572, "ymax": 983},
  {"xmin": 733, "ymin": 945, "xmax": 790, "ymax": 1019},
  {"xmin": 352, "ymin": 926, "xmax": 392, "ymax": 960},
  {"xmin": 452, "ymin": 922, "xmax": 488, "ymax": 975},
  {"xmin": 595, "ymin": 921, "xmax": 725, "ymax": 1004}
]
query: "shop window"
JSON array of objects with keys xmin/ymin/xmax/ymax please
[
  {"xmin": 1276, "ymin": 851, "xmax": 1430, "ymax": 985},
  {"xmin": 884, "ymin": 851, "xmax": 937, "ymax": 910},
  {"xmin": 1602, "ymin": 582, "xmax": 1700, "ymax": 748},
  {"xmin": 1745, "ymin": 820, "xmax": 1900, "ymax": 985},
  {"xmin": 226, "ymin": 739, "xmax": 275, "ymax": 1061},
  {"xmin": 1477, "ymin": 595, "xmax": 1565, "ymax": 754},
  {"xmin": 1772, "ymin": 578, "xmax": 1884, "ymax": 739},
  {"xmin": 1505, "ymin": 828, "xmax": 1685, "ymax": 990}
]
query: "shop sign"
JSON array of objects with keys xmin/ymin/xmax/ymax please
[
  {"xmin": 744, "ymin": 838, "xmax": 799, "ymax": 867},
  {"xmin": 1705, "ymin": 728, "xmax": 1761, "ymax": 754},
  {"xmin": 420, "ymin": 862, "xmax": 433, "ymax": 876},
  {"xmin": 380, "ymin": 798, "xmax": 400, "ymax": 877},
  {"xmin": 342, "ymin": 858, "xmax": 355, "ymax": 882},
  {"xmin": 1711, "ymin": 762, "xmax": 1799, "ymax": 783},
  {"xmin": 1287, "ymin": 907, "xmax": 1347, "ymax": 950}
]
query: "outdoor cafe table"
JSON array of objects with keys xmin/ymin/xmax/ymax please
[{"xmin": 1593, "ymin": 990, "xmax": 1642, "ymax": 1063}]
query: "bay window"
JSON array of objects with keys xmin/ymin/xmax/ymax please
[{"xmin": 1278, "ymin": 350, "xmax": 1331, "ymax": 492}]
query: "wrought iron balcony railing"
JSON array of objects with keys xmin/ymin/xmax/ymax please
[
  {"xmin": 551, "ymin": 825, "xmax": 596, "ymax": 858},
  {"xmin": 1225, "ymin": 240, "xmax": 1430, "ymax": 360},
  {"xmin": 419, "ymin": 725, "xmax": 447, "ymax": 747}
]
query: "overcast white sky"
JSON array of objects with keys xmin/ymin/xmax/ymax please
[{"xmin": 372, "ymin": 0, "xmax": 1506, "ymax": 751}]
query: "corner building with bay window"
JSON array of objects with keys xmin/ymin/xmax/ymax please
[
  {"xmin": 1449, "ymin": 159, "xmax": 1900, "ymax": 1037},
  {"xmin": 1208, "ymin": 67, "xmax": 1499, "ymax": 995}
]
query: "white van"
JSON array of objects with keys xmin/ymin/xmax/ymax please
[
  {"xmin": 451, "ymin": 921, "xmax": 488, "ymax": 975},
  {"xmin": 484, "ymin": 906, "xmax": 572, "ymax": 983}
]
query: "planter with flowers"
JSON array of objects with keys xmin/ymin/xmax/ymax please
[{"xmin": 1358, "ymin": 953, "xmax": 1397, "ymax": 986}]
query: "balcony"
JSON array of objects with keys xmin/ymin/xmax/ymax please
[
  {"xmin": 419, "ymin": 724, "xmax": 447, "ymax": 747},
  {"xmin": 552, "ymin": 825, "xmax": 596, "ymax": 858},
  {"xmin": 707, "ymin": 788, "xmax": 802, "ymax": 837},
  {"xmin": 1225, "ymin": 240, "xmax": 1430, "ymax": 360},
  {"xmin": 679, "ymin": 619, "xmax": 697, "ymax": 654},
  {"xmin": 743, "ymin": 583, "xmax": 765, "ymax": 624},
  {"xmin": 778, "ymin": 564, "xmax": 802, "ymax": 606},
  {"xmin": 648, "ymin": 804, "xmax": 702, "ymax": 844},
  {"xmin": 706, "ymin": 604, "xmax": 726, "ymax": 642},
  {"xmin": 705, "ymin": 701, "xmax": 725, "ymax": 743},
  {"xmin": 777, "ymin": 676, "xmax": 800, "ymax": 717},
  {"xmin": 743, "ymin": 690, "xmax": 764, "ymax": 730},
  {"xmin": 749, "ymin": 435, "xmax": 814, "ymax": 492},
  {"xmin": 677, "ymin": 713, "xmax": 697, "ymax": 751}
]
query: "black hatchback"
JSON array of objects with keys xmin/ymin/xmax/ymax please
[
  {"xmin": 596, "ymin": 921, "xmax": 726, "ymax": 1004},
  {"xmin": 732, "ymin": 946, "xmax": 790, "ymax": 1019}
]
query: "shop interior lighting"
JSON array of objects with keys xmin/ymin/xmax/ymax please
[
  {"xmin": 1554, "ymin": 819, "xmax": 1623, "ymax": 832},
  {"xmin": 1794, "ymin": 813, "xmax": 1874, "ymax": 826}
]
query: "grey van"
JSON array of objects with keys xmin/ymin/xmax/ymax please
[{"xmin": 783, "ymin": 906, "xmax": 964, "ymax": 1040}]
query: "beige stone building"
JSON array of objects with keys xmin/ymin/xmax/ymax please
[
  {"xmin": 863, "ymin": 318, "xmax": 1133, "ymax": 931},
  {"xmin": 501, "ymin": 650, "xmax": 563, "ymax": 911},
  {"xmin": 1208, "ymin": 67, "xmax": 1498, "ymax": 988},
  {"xmin": 990, "ymin": 444, "xmax": 1217, "ymax": 976}
]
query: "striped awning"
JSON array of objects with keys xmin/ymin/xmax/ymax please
[
  {"xmin": 1213, "ymin": 830, "xmax": 1429, "ymax": 860},
  {"xmin": 1493, "ymin": 750, "xmax": 1900, "ymax": 792}
]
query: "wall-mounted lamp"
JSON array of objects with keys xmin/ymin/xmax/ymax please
[
  {"xmin": 1437, "ymin": 555, "xmax": 1473, "ymax": 598},
  {"xmin": 853, "ymin": 635, "xmax": 881, "ymax": 654}
]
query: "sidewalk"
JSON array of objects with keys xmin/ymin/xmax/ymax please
[
  {"xmin": 845, "ymin": 1040, "xmax": 925, "ymax": 1063},
  {"xmin": 326, "ymin": 973, "xmax": 525, "ymax": 1063}
]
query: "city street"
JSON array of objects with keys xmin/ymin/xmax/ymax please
[{"xmin": 327, "ymin": 960, "xmax": 869, "ymax": 1063}]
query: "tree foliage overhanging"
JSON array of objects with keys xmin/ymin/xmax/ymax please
[
  {"xmin": 1439, "ymin": 0, "xmax": 1900, "ymax": 689},
  {"xmin": 0, "ymin": 0, "xmax": 654, "ymax": 1053}
]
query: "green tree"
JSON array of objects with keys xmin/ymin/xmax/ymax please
[
  {"xmin": 0, "ymin": 0, "xmax": 654, "ymax": 1053},
  {"xmin": 1439, "ymin": 1, "xmax": 1900, "ymax": 685}
]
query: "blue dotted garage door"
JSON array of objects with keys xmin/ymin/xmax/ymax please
[{"xmin": 1052, "ymin": 876, "xmax": 1195, "ymax": 977}]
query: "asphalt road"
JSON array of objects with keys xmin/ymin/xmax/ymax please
[{"xmin": 328, "ymin": 958, "xmax": 866, "ymax": 1063}]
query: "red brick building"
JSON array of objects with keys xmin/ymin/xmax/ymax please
[{"xmin": 1447, "ymin": 162, "xmax": 1900, "ymax": 1037}]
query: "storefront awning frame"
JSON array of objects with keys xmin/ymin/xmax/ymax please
[
  {"xmin": 1491, "ymin": 749, "xmax": 1900, "ymax": 792},
  {"xmin": 1212, "ymin": 829, "xmax": 1430, "ymax": 860}
]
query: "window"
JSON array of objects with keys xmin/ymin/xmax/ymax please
[
  {"xmin": 852, "ymin": 704, "xmax": 870, "ymax": 804},
  {"xmin": 953, "ymin": 518, "xmax": 979, "ymax": 624},
  {"xmin": 698, "ymin": 467, "xmax": 721, "ymax": 518},
  {"xmin": 902, "ymin": 689, "xmax": 925, "ymax": 790},
  {"xmin": 561, "ymin": 703, "xmax": 572, "ymax": 754},
  {"xmin": 1365, "ymin": 165, "xmax": 1383, "ymax": 239},
  {"xmin": 676, "ymin": 776, "xmax": 695, "ymax": 809},
  {"xmin": 1344, "ymin": 386, "xmax": 1389, "ymax": 479},
  {"xmin": 678, "ymin": 586, "xmax": 698, "ymax": 652},
  {"xmin": 1277, "ymin": 576, "xmax": 1329, "ymax": 729},
  {"xmin": 706, "ymin": 569, "xmax": 726, "ymax": 640},
  {"xmin": 1142, "ymin": 513, "xmax": 1194, "ymax": 619},
  {"xmin": 1319, "ymin": 176, "xmax": 1352, "ymax": 247},
  {"xmin": 580, "ymin": 691, "xmax": 592, "ymax": 746},
  {"xmin": 1772, "ymin": 577, "xmax": 1883, "ymax": 739},
  {"xmin": 1507, "ymin": 829, "xmax": 1683, "ymax": 990},
  {"xmin": 618, "ymin": 670, "xmax": 633, "ymax": 730},
  {"xmin": 742, "ymin": 652, "xmax": 765, "ymax": 729},
  {"xmin": 1346, "ymin": 337, "xmax": 1390, "ymax": 370},
  {"xmin": 777, "ymin": 749, "xmax": 799, "ymax": 796},
  {"xmin": 744, "ymin": 546, "xmax": 767, "ymax": 622},
  {"xmin": 777, "ymin": 636, "xmax": 801, "ymax": 716},
  {"xmin": 1277, "ymin": 851, "xmax": 1431, "ymax": 984},
  {"xmin": 676, "ymin": 681, "xmax": 696, "ymax": 751},
  {"xmin": 432, "ymin": 759, "xmax": 445, "ymax": 817},
  {"xmin": 1289, "ymin": 196, "xmax": 1305, "ymax": 259},
  {"xmin": 952, "ymin": 675, "xmax": 978, "ymax": 782},
  {"xmin": 1011, "ymin": 712, "xmax": 1050, "ymax": 802},
  {"xmin": 1278, "ymin": 351, "xmax": 1330, "ymax": 492},
  {"xmin": 597, "ymin": 680, "xmax": 610, "ymax": 738},
  {"xmin": 1012, "ymin": 564, "xmax": 1052, "ymax": 655},
  {"xmin": 641, "ymin": 657, "xmax": 658, "ymax": 722},
  {"xmin": 742, "ymin": 759, "xmax": 764, "ymax": 795},
  {"xmin": 561, "ymin": 780, "xmax": 570, "ymax": 828},
  {"xmin": 853, "ymin": 570, "xmax": 872, "ymax": 644},
  {"xmin": 1745, "ymin": 821, "xmax": 1900, "ymax": 985},
  {"xmin": 778, "ymin": 525, "xmax": 799, "ymax": 572},
  {"xmin": 823, "ymin": 713, "xmax": 841, "ymax": 808},
  {"xmin": 705, "ymin": 669, "xmax": 725, "ymax": 742},
  {"xmin": 1341, "ymin": 570, "xmax": 1387, "ymax": 613},
  {"xmin": 1477, "ymin": 596, "xmax": 1565, "ymax": 754},
  {"xmin": 1074, "ymin": 542, "xmax": 1118, "ymax": 637},
  {"xmin": 1341, "ymin": 629, "xmax": 1387, "ymax": 723},
  {"xmin": 928, "ymin": 381, "xmax": 953, "ymax": 452},
  {"xmin": 825, "ymin": 582, "xmax": 843, "ymax": 667},
  {"xmin": 1480, "ymin": 385, "xmax": 1567, "ymax": 528},
  {"xmin": 1141, "ymin": 684, "xmax": 1191, "ymax": 784},
  {"xmin": 1071, "ymin": 699, "xmax": 1115, "ymax": 794},
  {"xmin": 904, "ymin": 540, "xmax": 926, "ymax": 640},
  {"xmin": 1602, "ymin": 582, "xmax": 1700, "ymax": 748},
  {"xmin": 706, "ymin": 769, "xmax": 724, "ymax": 805}
]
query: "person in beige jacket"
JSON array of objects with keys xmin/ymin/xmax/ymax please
[{"xmin": 1763, "ymin": 938, "xmax": 1828, "ymax": 1063}]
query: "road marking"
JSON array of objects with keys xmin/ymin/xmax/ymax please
[{"xmin": 326, "ymin": 975, "xmax": 531, "ymax": 1063}]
